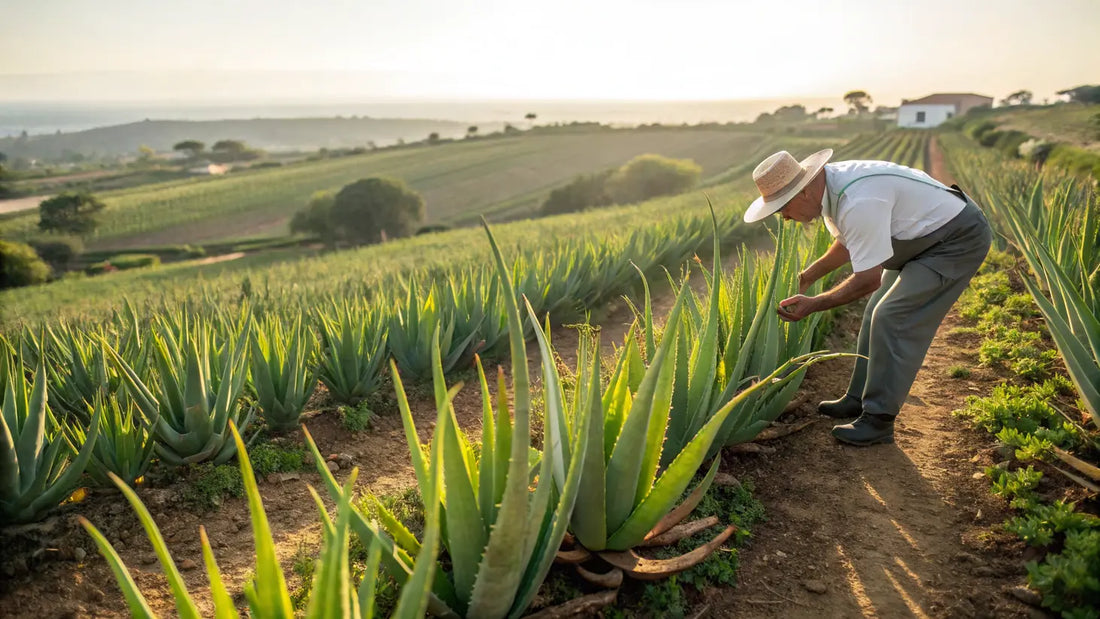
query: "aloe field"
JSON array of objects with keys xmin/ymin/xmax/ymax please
[{"xmin": 3, "ymin": 123, "xmax": 1098, "ymax": 618}]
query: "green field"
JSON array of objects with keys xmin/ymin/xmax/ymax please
[
  {"xmin": 0, "ymin": 128, "xmax": 774, "ymax": 250},
  {"xmin": 990, "ymin": 103, "xmax": 1100, "ymax": 152}
]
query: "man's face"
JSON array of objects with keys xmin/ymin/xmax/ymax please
[{"xmin": 778, "ymin": 184, "xmax": 821, "ymax": 223}]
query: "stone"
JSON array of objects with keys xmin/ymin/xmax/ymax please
[
  {"xmin": 803, "ymin": 580, "xmax": 827, "ymax": 594},
  {"xmin": 326, "ymin": 461, "xmax": 340, "ymax": 473},
  {"xmin": 1008, "ymin": 585, "xmax": 1042, "ymax": 607},
  {"xmin": 974, "ymin": 566, "xmax": 996, "ymax": 577},
  {"xmin": 142, "ymin": 554, "xmax": 158, "ymax": 565},
  {"xmin": 714, "ymin": 472, "xmax": 741, "ymax": 487},
  {"xmin": 775, "ymin": 550, "xmax": 788, "ymax": 559},
  {"xmin": 180, "ymin": 558, "xmax": 199, "ymax": 571},
  {"xmin": 73, "ymin": 547, "xmax": 86, "ymax": 562}
]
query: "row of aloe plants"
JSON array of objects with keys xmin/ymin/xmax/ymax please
[
  {"xmin": 940, "ymin": 132, "xmax": 1099, "ymax": 484},
  {"xmin": 77, "ymin": 212, "xmax": 842, "ymax": 617},
  {"xmin": 941, "ymin": 134, "xmax": 1099, "ymax": 426},
  {"xmin": 0, "ymin": 208, "xmax": 730, "ymax": 525}
]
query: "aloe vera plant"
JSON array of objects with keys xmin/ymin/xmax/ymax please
[
  {"xmin": 64, "ymin": 393, "xmax": 155, "ymax": 487},
  {"xmin": 543, "ymin": 285, "xmax": 839, "ymax": 566},
  {"xmin": 109, "ymin": 320, "xmax": 253, "ymax": 466},
  {"xmin": 1, "ymin": 349, "xmax": 102, "ymax": 524},
  {"xmin": 250, "ymin": 315, "xmax": 318, "ymax": 432},
  {"xmin": 80, "ymin": 421, "xmax": 443, "ymax": 618},
  {"xmin": 315, "ymin": 299, "xmax": 388, "ymax": 405},
  {"xmin": 388, "ymin": 280, "xmax": 480, "ymax": 381},
  {"xmin": 312, "ymin": 220, "xmax": 590, "ymax": 619}
]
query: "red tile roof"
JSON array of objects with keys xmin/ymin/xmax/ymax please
[{"xmin": 900, "ymin": 93, "xmax": 993, "ymax": 109}]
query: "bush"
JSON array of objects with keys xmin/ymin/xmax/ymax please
[
  {"xmin": 28, "ymin": 236, "xmax": 83, "ymax": 271},
  {"xmin": 605, "ymin": 154, "xmax": 701, "ymax": 204},
  {"xmin": 86, "ymin": 253, "xmax": 159, "ymax": 275},
  {"xmin": 38, "ymin": 192, "xmax": 106, "ymax": 235},
  {"xmin": 965, "ymin": 119, "xmax": 998, "ymax": 140},
  {"xmin": 0, "ymin": 240, "xmax": 50, "ymax": 288},
  {"xmin": 991, "ymin": 130, "xmax": 1030, "ymax": 158},
  {"xmin": 540, "ymin": 169, "xmax": 614, "ymax": 216},
  {"xmin": 1045, "ymin": 144, "xmax": 1100, "ymax": 182},
  {"xmin": 289, "ymin": 191, "xmax": 335, "ymax": 238},
  {"xmin": 415, "ymin": 224, "xmax": 450, "ymax": 236},
  {"xmin": 330, "ymin": 177, "xmax": 425, "ymax": 245}
]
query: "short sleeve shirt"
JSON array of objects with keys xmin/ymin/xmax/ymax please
[{"xmin": 820, "ymin": 161, "xmax": 966, "ymax": 272}]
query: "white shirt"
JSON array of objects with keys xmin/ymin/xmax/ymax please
[{"xmin": 820, "ymin": 160, "xmax": 966, "ymax": 272}]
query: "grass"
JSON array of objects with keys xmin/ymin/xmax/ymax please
[{"xmin": 0, "ymin": 128, "xmax": 770, "ymax": 250}]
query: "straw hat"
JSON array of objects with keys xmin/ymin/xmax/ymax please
[{"xmin": 743, "ymin": 149, "xmax": 833, "ymax": 222}]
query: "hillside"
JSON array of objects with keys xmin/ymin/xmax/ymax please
[
  {"xmin": 0, "ymin": 116, "xmax": 504, "ymax": 159},
  {"xmin": 0, "ymin": 128, "xmax": 790, "ymax": 249}
]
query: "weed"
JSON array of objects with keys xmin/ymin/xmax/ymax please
[
  {"xmin": 182, "ymin": 463, "xmax": 243, "ymax": 509},
  {"xmin": 948, "ymin": 365, "xmax": 972, "ymax": 379},
  {"xmin": 338, "ymin": 400, "xmax": 373, "ymax": 432},
  {"xmin": 248, "ymin": 442, "xmax": 306, "ymax": 477},
  {"xmin": 289, "ymin": 540, "xmax": 317, "ymax": 610}
]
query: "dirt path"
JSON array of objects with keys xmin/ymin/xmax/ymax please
[{"xmin": 712, "ymin": 309, "xmax": 1032, "ymax": 618}]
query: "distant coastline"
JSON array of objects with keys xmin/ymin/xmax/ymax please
[{"xmin": 0, "ymin": 97, "xmax": 841, "ymax": 138}]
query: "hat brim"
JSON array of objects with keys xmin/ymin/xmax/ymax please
[{"xmin": 743, "ymin": 148, "xmax": 833, "ymax": 223}]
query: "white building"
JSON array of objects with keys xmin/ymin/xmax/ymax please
[{"xmin": 897, "ymin": 93, "xmax": 993, "ymax": 128}]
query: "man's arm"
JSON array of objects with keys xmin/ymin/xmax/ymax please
[
  {"xmin": 777, "ymin": 265, "xmax": 884, "ymax": 322},
  {"xmin": 798, "ymin": 239, "xmax": 850, "ymax": 293}
]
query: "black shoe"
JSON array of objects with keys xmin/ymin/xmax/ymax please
[
  {"xmin": 832, "ymin": 413, "xmax": 895, "ymax": 446},
  {"xmin": 818, "ymin": 394, "xmax": 862, "ymax": 419}
]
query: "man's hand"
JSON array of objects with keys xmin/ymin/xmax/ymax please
[{"xmin": 777, "ymin": 294, "xmax": 820, "ymax": 322}]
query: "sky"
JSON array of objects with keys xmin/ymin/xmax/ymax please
[{"xmin": 1, "ymin": 0, "xmax": 1098, "ymax": 105}]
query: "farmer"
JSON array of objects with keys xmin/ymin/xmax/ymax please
[{"xmin": 742, "ymin": 149, "xmax": 992, "ymax": 446}]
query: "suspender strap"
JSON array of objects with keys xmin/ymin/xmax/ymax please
[{"xmin": 836, "ymin": 172, "xmax": 954, "ymax": 199}]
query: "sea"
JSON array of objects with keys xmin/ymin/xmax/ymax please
[{"xmin": 0, "ymin": 97, "xmax": 840, "ymax": 138}]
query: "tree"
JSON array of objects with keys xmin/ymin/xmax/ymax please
[
  {"xmin": 525, "ymin": 112, "xmax": 537, "ymax": 122},
  {"xmin": 173, "ymin": 140, "xmax": 205, "ymax": 157},
  {"xmin": 1001, "ymin": 90, "xmax": 1033, "ymax": 106},
  {"xmin": 466, "ymin": 126, "xmax": 478, "ymax": 138},
  {"xmin": 329, "ymin": 178, "xmax": 425, "ymax": 245},
  {"xmin": 1057, "ymin": 85, "xmax": 1100, "ymax": 104},
  {"xmin": 289, "ymin": 191, "xmax": 335, "ymax": 240},
  {"xmin": 38, "ymin": 192, "xmax": 107, "ymax": 235},
  {"xmin": 814, "ymin": 107, "xmax": 835, "ymax": 118},
  {"xmin": 843, "ymin": 90, "xmax": 873, "ymax": 114},
  {"xmin": 605, "ymin": 154, "xmax": 702, "ymax": 205},
  {"xmin": 0, "ymin": 240, "xmax": 50, "ymax": 289},
  {"xmin": 137, "ymin": 145, "xmax": 155, "ymax": 162},
  {"xmin": 212, "ymin": 139, "xmax": 248, "ymax": 154},
  {"xmin": 428, "ymin": 132, "xmax": 441, "ymax": 143}
]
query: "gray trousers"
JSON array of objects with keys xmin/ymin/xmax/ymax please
[{"xmin": 845, "ymin": 200, "xmax": 992, "ymax": 416}]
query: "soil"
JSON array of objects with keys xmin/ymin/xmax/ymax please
[{"xmin": 0, "ymin": 139, "xmax": 1051, "ymax": 617}]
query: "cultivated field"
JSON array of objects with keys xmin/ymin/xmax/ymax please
[
  {"xmin": 0, "ymin": 128, "xmax": 778, "ymax": 250},
  {"xmin": 2, "ymin": 125, "xmax": 1095, "ymax": 619}
]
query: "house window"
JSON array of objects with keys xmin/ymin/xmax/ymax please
[
  {"xmin": 947, "ymin": 112, "xmax": 954, "ymax": 118},
  {"xmin": 916, "ymin": 111, "xmax": 926, "ymax": 123}
]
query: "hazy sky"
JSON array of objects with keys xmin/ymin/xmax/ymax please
[{"xmin": 1, "ymin": 0, "xmax": 1097, "ymax": 104}]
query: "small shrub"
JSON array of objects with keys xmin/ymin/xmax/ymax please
[
  {"xmin": 339, "ymin": 401, "xmax": 373, "ymax": 432},
  {"xmin": 948, "ymin": 365, "xmax": 971, "ymax": 379},
  {"xmin": 605, "ymin": 154, "xmax": 702, "ymax": 204},
  {"xmin": 183, "ymin": 463, "xmax": 243, "ymax": 509},
  {"xmin": 28, "ymin": 236, "xmax": 83, "ymax": 271},
  {"xmin": 0, "ymin": 240, "xmax": 51, "ymax": 288},
  {"xmin": 248, "ymin": 442, "xmax": 306, "ymax": 477},
  {"xmin": 540, "ymin": 169, "xmax": 614, "ymax": 216}
]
